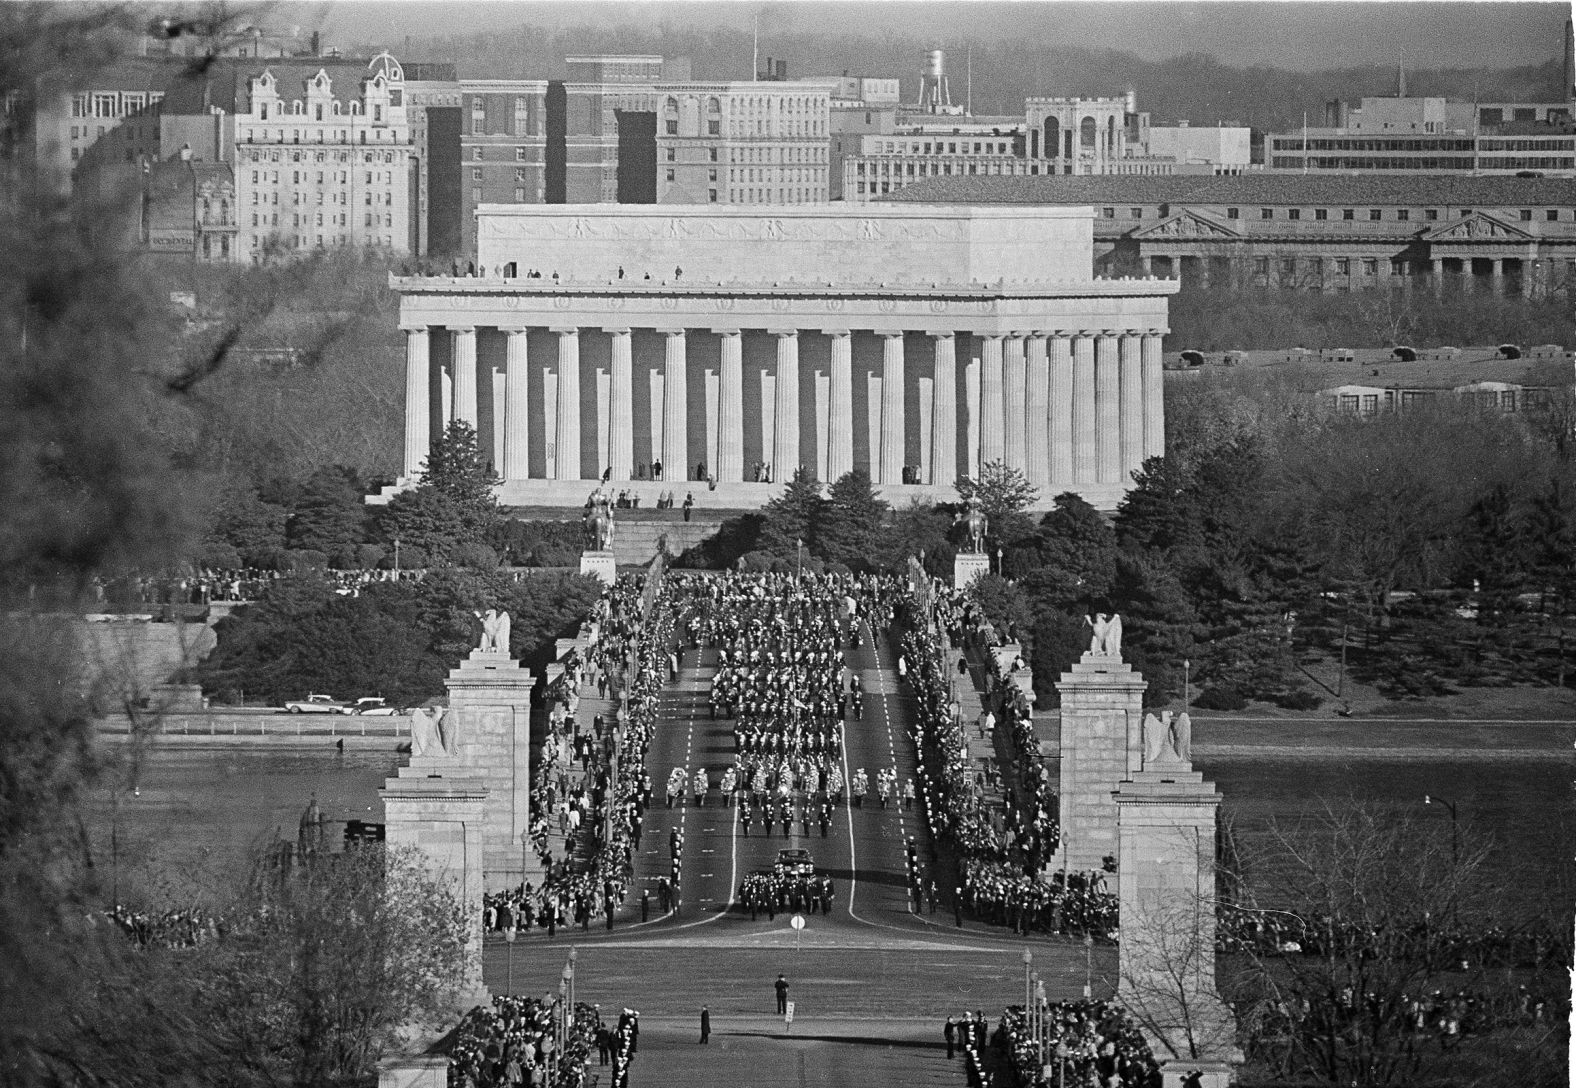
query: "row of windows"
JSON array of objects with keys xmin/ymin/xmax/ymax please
[
  {"xmin": 1479, "ymin": 138, "xmax": 1576, "ymax": 151},
  {"xmin": 853, "ymin": 160, "xmax": 1032, "ymax": 184},
  {"xmin": 1271, "ymin": 156, "xmax": 1476, "ymax": 170},
  {"xmin": 1477, "ymin": 156, "xmax": 1576, "ymax": 170},
  {"xmin": 253, "ymin": 98, "xmax": 391, "ymax": 122},
  {"xmin": 247, "ymin": 212, "xmax": 395, "ymax": 228},
  {"xmin": 1217, "ymin": 204, "xmax": 1570, "ymax": 222},
  {"xmin": 248, "ymin": 169, "xmax": 397, "ymax": 186},
  {"xmin": 247, "ymin": 233, "xmax": 398, "ymax": 248},
  {"xmin": 870, "ymin": 139, "xmax": 1014, "ymax": 156},
  {"xmin": 241, "ymin": 148, "xmax": 403, "ymax": 164},
  {"xmin": 72, "ymin": 91, "xmax": 162, "ymax": 118},
  {"xmin": 240, "ymin": 127, "xmax": 404, "ymax": 145},
  {"xmin": 248, "ymin": 189, "xmax": 393, "ymax": 206},
  {"xmin": 1272, "ymin": 137, "xmax": 1476, "ymax": 152}
]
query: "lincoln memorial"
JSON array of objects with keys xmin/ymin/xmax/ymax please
[{"xmin": 374, "ymin": 203, "xmax": 1178, "ymax": 511}]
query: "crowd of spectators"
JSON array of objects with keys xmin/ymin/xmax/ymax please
[
  {"xmin": 961, "ymin": 861, "xmax": 1118, "ymax": 938},
  {"xmin": 896, "ymin": 591, "xmax": 1116, "ymax": 937},
  {"xmin": 448, "ymin": 995, "xmax": 628, "ymax": 1088},
  {"xmin": 503, "ymin": 567, "xmax": 673, "ymax": 933},
  {"xmin": 997, "ymin": 1000, "xmax": 1160, "ymax": 1088},
  {"xmin": 1217, "ymin": 903, "xmax": 1570, "ymax": 969}
]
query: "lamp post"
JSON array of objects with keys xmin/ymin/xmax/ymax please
[
  {"xmin": 1083, "ymin": 932, "xmax": 1094, "ymax": 999},
  {"xmin": 568, "ymin": 946, "xmax": 578, "ymax": 1010},
  {"xmin": 1182, "ymin": 658, "xmax": 1191, "ymax": 714},
  {"xmin": 1021, "ymin": 948, "xmax": 1033, "ymax": 1022},
  {"xmin": 559, "ymin": 964, "xmax": 573, "ymax": 1053},
  {"xmin": 1424, "ymin": 794, "xmax": 1460, "ymax": 865},
  {"xmin": 1034, "ymin": 978, "xmax": 1047, "ymax": 1077},
  {"xmin": 504, "ymin": 925, "xmax": 516, "ymax": 995},
  {"xmin": 1029, "ymin": 968, "xmax": 1040, "ymax": 1062}
]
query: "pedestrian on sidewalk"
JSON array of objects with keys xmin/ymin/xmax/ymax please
[
  {"xmin": 775, "ymin": 974, "xmax": 790, "ymax": 1014},
  {"xmin": 699, "ymin": 1006, "xmax": 711, "ymax": 1044},
  {"xmin": 641, "ymin": 889, "xmax": 650, "ymax": 922}
]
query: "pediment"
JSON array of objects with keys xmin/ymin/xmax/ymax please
[
  {"xmin": 1132, "ymin": 210, "xmax": 1243, "ymax": 241},
  {"xmin": 1420, "ymin": 210, "xmax": 1532, "ymax": 243}
]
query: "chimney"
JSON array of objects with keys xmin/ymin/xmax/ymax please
[
  {"xmin": 311, "ymin": 30, "xmax": 320, "ymax": 56},
  {"xmin": 776, "ymin": 59, "xmax": 786, "ymax": 80}
]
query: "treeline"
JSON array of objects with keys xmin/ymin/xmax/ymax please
[
  {"xmin": 197, "ymin": 423, "xmax": 579, "ymax": 572},
  {"xmin": 195, "ymin": 566, "xmax": 604, "ymax": 705},
  {"xmin": 378, "ymin": 22, "xmax": 1564, "ymax": 131},
  {"xmin": 691, "ymin": 373, "xmax": 1576, "ymax": 710}
]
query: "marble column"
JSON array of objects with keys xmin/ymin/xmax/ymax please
[
  {"xmin": 1430, "ymin": 257, "xmax": 1444, "ymax": 295},
  {"xmin": 1095, "ymin": 332, "xmax": 1121, "ymax": 485},
  {"xmin": 1024, "ymin": 334, "xmax": 1050, "ymax": 488},
  {"xmin": 1002, "ymin": 334, "xmax": 1027, "ymax": 471},
  {"xmin": 402, "ymin": 324, "xmax": 430, "ymax": 478},
  {"xmin": 929, "ymin": 332, "xmax": 957, "ymax": 487},
  {"xmin": 978, "ymin": 334, "xmax": 1005, "ymax": 467},
  {"xmin": 716, "ymin": 329, "xmax": 744, "ymax": 482},
  {"xmin": 772, "ymin": 330, "xmax": 800, "ymax": 479},
  {"xmin": 1072, "ymin": 332, "xmax": 1097, "ymax": 484},
  {"xmin": 879, "ymin": 332, "xmax": 906, "ymax": 485},
  {"xmin": 662, "ymin": 330, "xmax": 687, "ymax": 482},
  {"xmin": 1141, "ymin": 330, "xmax": 1165, "ymax": 462},
  {"xmin": 827, "ymin": 330, "xmax": 853, "ymax": 482},
  {"xmin": 452, "ymin": 325, "xmax": 478, "ymax": 428},
  {"xmin": 502, "ymin": 327, "xmax": 529, "ymax": 482},
  {"xmin": 1119, "ymin": 332, "xmax": 1144, "ymax": 481},
  {"xmin": 552, "ymin": 327, "xmax": 580, "ymax": 481},
  {"xmin": 607, "ymin": 328, "xmax": 633, "ymax": 481},
  {"xmin": 1049, "ymin": 334, "xmax": 1074, "ymax": 486}
]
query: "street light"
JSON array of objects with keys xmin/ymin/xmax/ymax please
[
  {"xmin": 1021, "ymin": 948, "xmax": 1033, "ymax": 1022},
  {"xmin": 1182, "ymin": 658, "xmax": 1191, "ymax": 714},
  {"xmin": 503, "ymin": 926, "xmax": 517, "ymax": 995},
  {"xmin": 1424, "ymin": 794, "xmax": 1460, "ymax": 865},
  {"xmin": 1083, "ymin": 933, "xmax": 1094, "ymax": 999},
  {"xmin": 568, "ymin": 946, "xmax": 578, "ymax": 1010}
]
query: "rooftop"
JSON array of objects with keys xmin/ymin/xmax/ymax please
[{"xmin": 882, "ymin": 173, "xmax": 1576, "ymax": 207}]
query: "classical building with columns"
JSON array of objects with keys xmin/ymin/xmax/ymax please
[{"xmin": 374, "ymin": 203, "xmax": 1177, "ymax": 512}]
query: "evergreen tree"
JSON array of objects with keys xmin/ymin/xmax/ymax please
[
  {"xmin": 759, "ymin": 466, "xmax": 825, "ymax": 556},
  {"xmin": 1114, "ymin": 455, "xmax": 1205, "ymax": 556},
  {"xmin": 818, "ymin": 469, "xmax": 888, "ymax": 570},
  {"xmin": 1111, "ymin": 551, "xmax": 1200, "ymax": 704},
  {"xmin": 1009, "ymin": 492, "xmax": 1118, "ymax": 602},
  {"xmin": 286, "ymin": 465, "xmax": 368, "ymax": 564},
  {"xmin": 381, "ymin": 422, "xmax": 499, "ymax": 564}
]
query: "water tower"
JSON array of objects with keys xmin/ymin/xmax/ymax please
[{"xmin": 915, "ymin": 48, "xmax": 952, "ymax": 113}]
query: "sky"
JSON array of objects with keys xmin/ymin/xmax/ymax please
[{"xmin": 297, "ymin": 0, "xmax": 1575, "ymax": 72}]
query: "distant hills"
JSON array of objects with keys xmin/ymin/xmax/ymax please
[{"xmin": 364, "ymin": 23, "xmax": 1568, "ymax": 132}]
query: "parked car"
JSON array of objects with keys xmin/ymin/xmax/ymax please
[
  {"xmin": 351, "ymin": 697, "xmax": 401, "ymax": 716},
  {"xmin": 283, "ymin": 694, "xmax": 349, "ymax": 714}
]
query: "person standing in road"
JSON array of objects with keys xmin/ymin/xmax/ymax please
[
  {"xmin": 775, "ymin": 974, "xmax": 790, "ymax": 1014},
  {"xmin": 699, "ymin": 1006, "xmax": 711, "ymax": 1044},
  {"xmin": 944, "ymin": 1015, "xmax": 957, "ymax": 1058}
]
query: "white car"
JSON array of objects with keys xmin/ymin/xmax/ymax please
[
  {"xmin": 284, "ymin": 694, "xmax": 350, "ymax": 714},
  {"xmin": 351, "ymin": 697, "xmax": 401, "ymax": 716}
]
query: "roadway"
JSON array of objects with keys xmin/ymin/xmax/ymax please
[{"xmin": 484, "ymin": 614, "xmax": 1112, "ymax": 1058}]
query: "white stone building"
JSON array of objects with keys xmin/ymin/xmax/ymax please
[
  {"xmin": 375, "ymin": 203, "xmax": 1176, "ymax": 513},
  {"xmin": 231, "ymin": 52, "xmax": 414, "ymax": 258}
]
